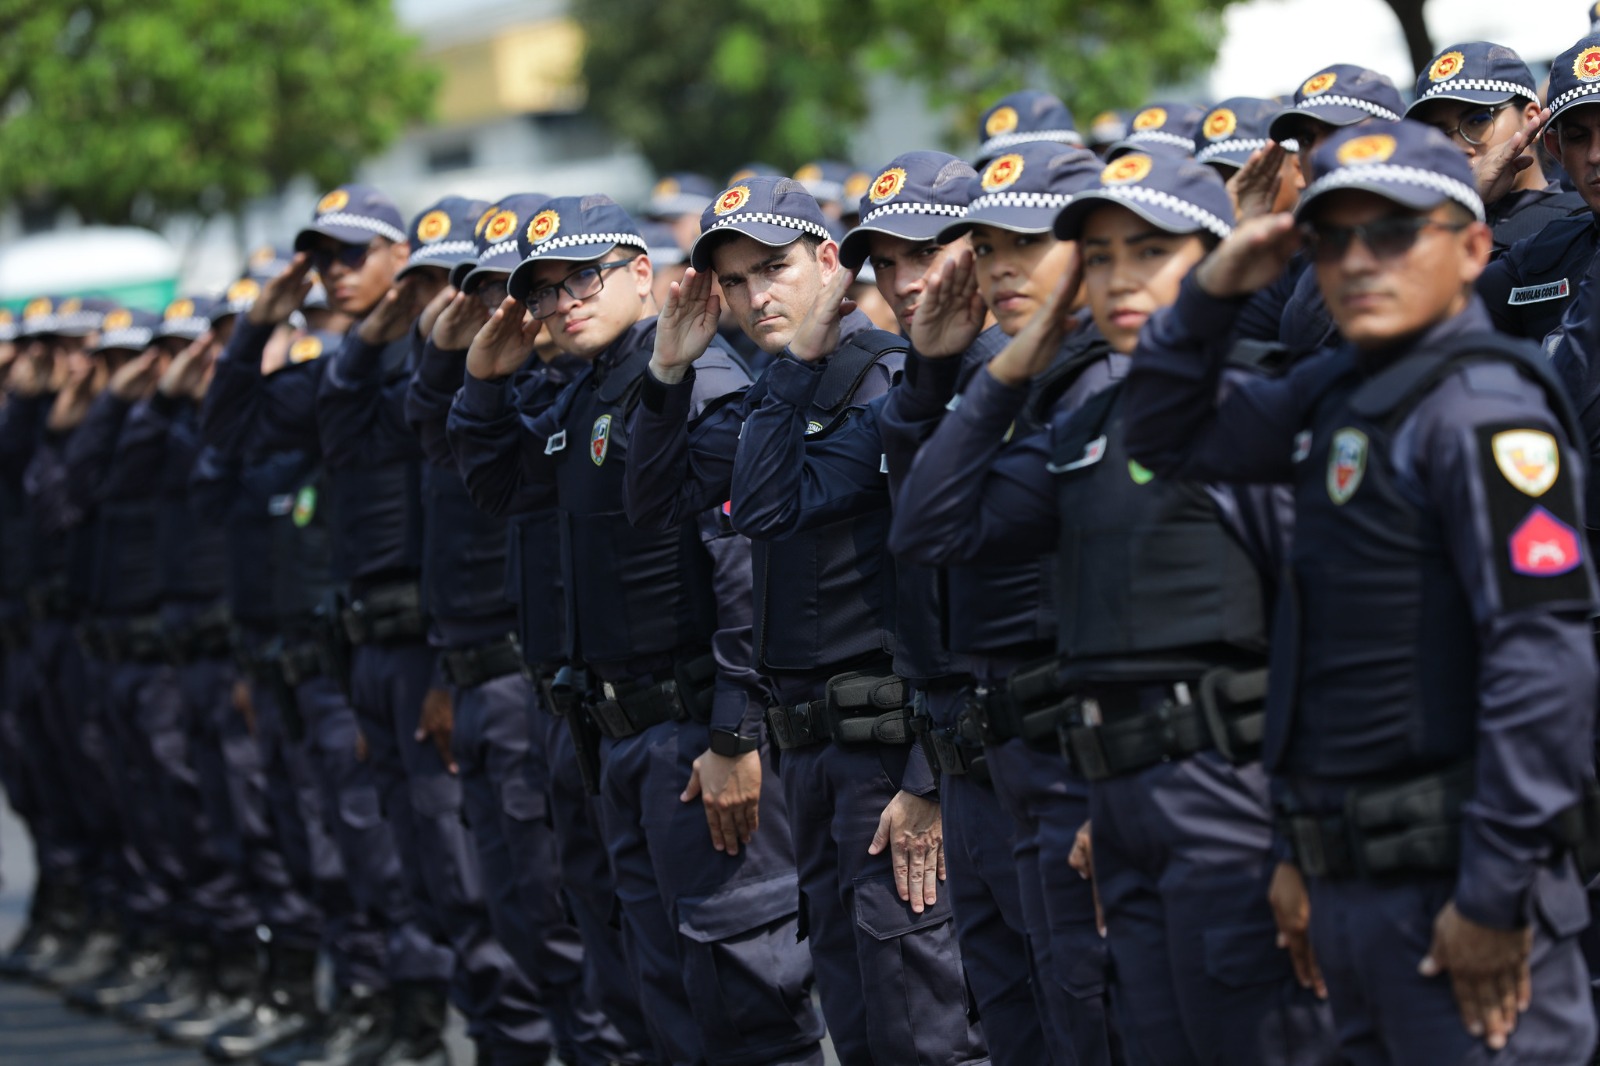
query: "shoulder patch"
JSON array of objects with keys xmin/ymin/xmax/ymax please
[
  {"xmin": 1476, "ymin": 422, "xmax": 1592, "ymax": 612},
  {"xmin": 1491, "ymin": 429, "xmax": 1559, "ymax": 496}
]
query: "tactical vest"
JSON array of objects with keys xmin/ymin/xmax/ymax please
[
  {"xmin": 508, "ymin": 510, "xmax": 566, "ymax": 666},
  {"xmin": 0, "ymin": 479, "xmax": 32, "ymax": 599},
  {"xmin": 750, "ymin": 331, "xmax": 906, "ymax": 675},
  {"xmin": 1050, "ymin": 382, "xmax": 1268, "ymax": 681},
  {"xmin": 1496, "ymin": 215, "xmax": 1595, "ymax": 342},
  {"xmin": 550, "ymin": 328, "xmax": 717, "ymax": 665},
  {"xmin": 1269, "ymin": 332, "xmax": 1584, "ymax": 780},
  {"xmin": 1490, "ymin": 187, "xmax": 1589, "ymax": 253},
  {"xmin": 420, "ymin": 463, "xmax": 513, "ymax": 629},
  {"xmin": 158, "ymin": 420, "xmax": 226, "ymax": 603},
  {"xmin": 263, "ymin": 456, "xmax": 338, "ymax": 623},
  {"xmin": 90, "ymin": 498, "xmax": 162, "ymax": 615},
  {"xmin": 327, "ymin": 459, "xmax": 423, "ymax": 586}
]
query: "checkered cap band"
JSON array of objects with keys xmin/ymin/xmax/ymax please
[
  {"xmin": 410, "ymin": 239, "xmax": 477, "ymax": 262},
  {"xmin": 1549, "ymin": 80, "xmax": 1600, "ymax": 115},
  {"xmin": 55, "ymin": 310, "xmax": 105, "ymax": 332},
  {"xmin": 979, "ymin": 129, "xmax": 1083, "ymax": 156},
  {"xmin": 858, "ymin": 201, "xmax": 968, "ymax": 227},
  {"xmin": 966, "ymin": 191, "xmax": 1074, "ymax": 212},
  {"xmin": 1418, "ymin": 78, "xmax": 1532, "ymax": 102},
  {"xmin": 1299, "ymin": 96, "xmax": 1402, "ymax": 122},
  {"xmin": 479, "ymin": 240, "xmax": 519, "ymax": 262},
  {"xmin": 523, "ymin": 232, "xmax": 646, "ymax": 258},
  {"xmin": 1094, "ymin": 186, "xmax": 1234, "ymax": 239},
  {"xmin": 315, "ymin": 212, "xmax": 406, "ymax": 243},
  {"xmin": 703, "ymin": 212, "xmax": 833, "ymax": 242},
  {"xmin": 99, "ymin": 328, "xmax": 154, "ymax": 350},
  {"xmin": 1124, "ymin": 130, "xmax": 1197, "ymax": 151},
  {"xmin": 159, "ymin": 316, "xmax": 209, "ymax": 336},
  {"xmin": 1305, "ymin": 163, "xmax": 1486, "ymax": 221},
  {"xmin": 1196, "ymin": 138, "xmax": 1271, "ymax": 164}
]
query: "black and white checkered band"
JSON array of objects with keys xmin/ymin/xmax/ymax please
[
  {"xmin": 98, "ymin": 328, "xmax": 154, "ymax": 350},
  {"xmin": 159, "ymin": 316, "xmax": 209, "ymax": 337},
  {"xmin": 410, "ymin": 239, "xmax": 476, "ymax": 263},
  {"xmin": 858, "ymin": 201, "xmax": 967, "ymax": 227},
  {"xmin": 1296, "ymin": 96, "xmax": 1402, "ymax": 122},
  {"xmin": 313, "ymin": 211, "xmax": 406, "ymax": 244},
  {"xmin": 979, "ymin": 129, "xmax": 1083, "ymax": 156},
  {"xmin": 1418, "ymin": 78, "xmax": 1532, "ymax": 103},
  {"xmin": 1089, "ymin": 186, "xmax": 1233, "ymax": 239},
  {"xmin": 965, "ymin": 190, "xmax": 1074, "ymax": 213},
  {"xmin": 55, "ymin": 310, "xmax": 105, "ymax": 333},
  {"xmin": 1549, "ymin": 80, "xmax": 1600, "ymax": 116},
  {"xmin": 1196, "ymin": 138, "xmax": 1270, "ymax": 163},
  {"xmin": 523, "ymin": 232, "xmax": 647, "ymax": 259},
  {"xmin": 702, "ymin": 213, "xmax": 833, "ymax": 243},
  {"xmin": 1123, "ymin": 130, "xmax": 1197, "ymax": 152},
  {"xmin": 478, "ymin": 239, "xmax": 520, "ymax": 263},
  {"xmin": 1305, "ymin": 164, "xmax": 1486, "ymax": 221}
]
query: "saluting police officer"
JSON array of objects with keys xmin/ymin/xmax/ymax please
[{"xmin": 1125, "ymin": 118, "xmax": 1599, "ymax": 1062}]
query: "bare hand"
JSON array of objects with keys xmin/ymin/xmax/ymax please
[
  {"xmin": 1228, "ymin": 142, "xmax": 1291, "ymax": 223},
  {"xmin": 650, "ymin": 267, "xmax": 722, "ymax": 384},
  {"xmin": 680, "ymin": 748, "xmax": 761, "ymax": 855},
  {"xmin": 358, "ymin": 275, "xmax": 426, "ymax": 345},
  {"xmin": 248, "ymin": 254, "xmax": 315, "ymax": 327},
  {"xmin": 232, "ymin": 679, "xmax": 256, "ymax": 736},
  {"xmin": 1068, "ymin": 819, "xmax": 1106, "ymax": 935},
  {"xmin": 1194, "ymin": 213, "xmax": 1302, "ymax": 299},
  {"xmin": 1481, "ymin": 106, "xmax": 1550, "ymax": 206},
  {"xmin": 46, "ymin": 357, "xmax": 100, "ymax": 431},
  {"xmin": 987, "ymin": 247, "xmax": 1082, "ymax": 388},
  {"xmin": 1419, "ymin": 900, "xmax": 1533, "ymax": 1051},
  {"xmin": 8, "ymin": 348, "xmax": 51, "ymax": 397},
  {"xmin": 109, "ymin": 350, "xmax": 163, "ymax": 402},
  {"xmin": 867, "ymin": 791, "xmax": 945, "ymax": 912},
  {"xmin": 909, "ymin": 246, "xmax": 986, "ymax": 358},
  {"xmin": 418, "ymin": 284, "xmax": 458, "ymax": 340},
  {"xmin": 465, "ymin": 297, "xmax": 541, "ymax": 381},
  {"xmin": 1268, "ymin": 862, "xmax": 1327, "ymax": 998},
  {"xmin": 431, "ymin": 292, "xmax": 492, "ymax": 352},
  {"xmin": 415, "ymin": 687, "xmax": 458, "ymax": 774},
  {"xmin": 787, "ymin": 263, "xmax": 857, "ymax": 363},
  {"xmin": 158, "ymin": 333, "xmax": 214, "ymax": 399}
]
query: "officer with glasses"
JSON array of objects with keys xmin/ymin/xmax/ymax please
[{"xmin": 1407, "ymin": 42, "xmax": 1586, "ymax": 256}]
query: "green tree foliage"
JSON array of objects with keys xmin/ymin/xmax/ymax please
[
  {"xmin": 0, "ymin": 0, "xmax": 437, "ymax": 225},
  {"xmin": 579, "ymin": 0, "xmax": 1243, "ymax": 177}
]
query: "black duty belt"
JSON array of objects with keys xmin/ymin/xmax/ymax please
[
  {"xmin": 927, "ymin": 714, "xmax": 991, "ymax": 785},
  {"xmin": 26, "ymin": 579, "xmax": 75, "ymax": 622},
  {"xmin": 0, "ymin": 614, "xmax": 29, "ymax": 653},
  {"xmin": 85, "ymin": 615, "xmax": 170, "ymax": 665},
  {"xmin": 587, "ymin": 653, "xmax": 717, "ymax": 740},
  {"xmin": 1279, "ymin": 764, "xmax": 1473, "ymax": 880},
  {"xmin": 341, "ymin": 581, "xmax": 426, "ymax": 646},
  {"xmin": 441, "ymin": 636, "xmax": 526, "ymax": 689},
  {"xmin": 278, "ymin": 640, "xmax": 336, "ymax": 688},
  {"xmin": 765, "ymin": 669, "xmax": 912, "ymax": 751},
  {"xmin": 167, "ymin": 606, "xmax": 235, "ymax": 664}
]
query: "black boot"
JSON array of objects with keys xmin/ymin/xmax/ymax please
[
  {"xmin": 11, "ymin": 881, "xmax": 87, "ymax": 981},
  {"xmin": 203, "ymin": 943, "xmax": 319, "ymax": 1062},
  {"xmin": 0, "ymin": 880, "xmax": 55, "ymax": 978},
  {"xmin": 41, "ymin": 917, "xmax": 120, "ymax": 990},
  {"xmin": 370, "ymin": 981, "xmax": 449, "ymax": 1066},
  {"xmin": 156, "ymin": 941, "xmax": 260, "ymax": 1045},
  {"xmin": 65, "ymin": 930, "xmax": 172, "ymax": 1012},
  {"xmin": 117, "ymin": 940, "xmax": 209, "ymax": 1026},
  {"xmin": 259, "ymin": 985, "xmax": 393, "ymax": 1066}
]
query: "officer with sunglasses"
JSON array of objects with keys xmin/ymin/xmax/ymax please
[
  {"xmin": 1407, "ymin": 42, "xmax": 1586, "ymax": 256},
  {"xmin": 1123, "ymin": 118, "xmax": 1599, "ymax": 1063}
]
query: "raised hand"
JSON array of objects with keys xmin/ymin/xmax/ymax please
[
  {"xmin": 987, "ymin": 244, "xmax": 1083, "ymax": 387},
  {"xmin": 787, "ymin": 262, "xmax": 857, "ymax": 363},
  {"xmin": 158, "ymin": 332, "xmax": 214, "ymax": 399},
  {"xmin": 1195, "ymin": 213, "xmax": 1302, "ymax": 299},
  {"xmin": 1480, "ymin": 106, "xmax": 1551, "ymax": 206},
  {"xmin": 465, "ymin": 297, "xmax": 541, "ymax": 381},
  {"xmin": 650, "ymin": 266, "xmax": 722, "ymax": 384},
  {"xmin": 1228, "ymin": 142, "xmax": 1291, "ymax": 223},
  {"xmin": 431, "ymin": 291, "xmax": 492, "ymax": 352},
  {"xmin": 109, "ymin": 349, "xmax": 163, "ymax": 402},
  {"xmin": 248, "ymin": 254, "xmax": 315, "ymax": 326},
  {"xmin": 909, "ymin": 246, "xmax": 986, "ymax": 358},
  {"xmin": 358, "ymin": 274, "xmax": 426, "ymax": 345},
  {"xmin": 418, "ymin": 284, "xmax": 458, "ymax": 340}
]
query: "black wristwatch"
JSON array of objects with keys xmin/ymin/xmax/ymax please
[{"xmin": 709, "ymin": 728, "xmax": 761, "ymax": 756}]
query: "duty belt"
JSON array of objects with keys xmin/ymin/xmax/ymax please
[
  {"xmin": 166, "ymin": 605, "xmax": 234, "ymax": 664},
  {"xmin": 1279, "ymin": 765, "xmax": 1472, "ymax": 879},
  {"xmin": 927, "ymin": 713, "xmax": 991, "ymax": 785},
  {"xmin": 440, "ymin": 636, "xmax": 526, "ymax": 689},
  {"xmin": 278, "ymin": 640, "xmax": 336, "ymax": 688},
  {"xmin": 966, "ymin": 655, "xmax": 1073, "ymax": 752},
  {"xmin": 341, "ymin": 581, "xmax": 426, "ymax": 646},
  {"xmin": 765, "ymin": 669, "xmax": 912, "ymax": 751},
  {"xmin": 588, "ymin": 676, "xmax": 699, "ymax": 739},
  {"xmin": 26, "ymin": 578, "xmax": 74, "ymax": 622},
  {"xmin": 85, "ymin": 615, "xmax": 170, "ymax": 665}
]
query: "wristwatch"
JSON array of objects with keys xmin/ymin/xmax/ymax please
[{"xmin": 709, "ymin": 728, "xmax": 761, "ymax": 756}]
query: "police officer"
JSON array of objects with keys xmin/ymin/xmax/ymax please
[
  {"xmin": 793, "ymin": 160, "xmax": 858, "ymax": 221},
  {"xmin": 646, "ymin": 172, "xmax": 719, "ymax": 253},
  {"xmin": 1086, "ymin": 110, "xmax": 1130, "ymax": 158},
  {"xmin": 974, "ymin": 90, "xmax": 1083, "ymax": 166},
  {"xmin": 448, "ymin": 193, "xmax": 826, "ymax": 1066},
  {"xmin": 1478, "ymin": 33, "xmax": 1600, "ymax": 341},
  {"xmin": 624, "ymin": 175, "xmax": 987, "ymax": 1066},
  {"xmin": 1107, "ymin": 101, "xmax": 1205, "ymax": 160},
  {"xmin": 1407, "ymin": 42, "xmax": 1585, "ymax": 254},
  {"xmin": 1197, "ymin": 97, "xmax": 1305, "ymax": 216},
  {"xmin": 1124, "ymin": 118, "xmax": 1598, "ymax": 1061}
]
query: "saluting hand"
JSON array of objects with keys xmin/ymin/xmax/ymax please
[
  {"xmin": 867, "ymin": 791, "xmax": 944, "ymax": 912},
  {"xmin": 418, "ymin": 284, "xmax": 458, "ymax": 341},
  {"xmin": 1194, "ymin": 213, "xmax": 1302, "ymax": 299},
  {"xmin": 650, "ymin": 267, "xmax": 721, "ymax": 385},
  {"xmin": 987, "ymin": 244, "xmax": 1082, "ymax": 388},
  {"xmin": 1228, "ymin": 142, "xmax": 1291, "ymax": 223},
  {"xmin": 359, "ymin": 275, "xmax": 426, "ymax": 346},
  {"xmin": 158, "ymin": 332, "xmax": 214, "ymax": 399},
  {"xmin": 909, "ymin": 246, "xmax": 986, "ymax": 358},
  {"xmin": 248, "ymin": 254, "xmax": 315, "ymax": 327},
  {"xmin": 787, "ymin": 262, "xmax": 857, "ymax": 364},
  {"xmin": 681, "ymin": 749, "xmax": 761, "ymax": 856},
  {"xmin": 431, "ymin": 292, "xmax": 492, "ymax": 353},
  {"xmin": 1479, "ymin": 106, "xmax": 1551, "ymax": 207},
  {"xmin": 1420, "ymin": 900, "xmax": 1533, "ymax": 1051},
  {"xmin": 465, "ymin": 297, "xmax": 540, "ymax": 381},
  {"xmin": 108, "ymin": 349, "xmax": 163, "ymax": 402}
]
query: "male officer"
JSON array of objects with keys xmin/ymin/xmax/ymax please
[
  {"xmin": 975, "ymin": 90, "xmax": 1082, "ymax": 165},
  {"xmin": 624, "ymin": 175, "xmax": 987, "ymax": 1066},
  {"xmin": 1408, "ymin": 42, "xmax": 1586, "ymax": 254},
  {"xmin": 1197, "ymin": 97, "xmax": 1305, "ymax": 216},
  {"xmin": 1106, "ymin": 102, "xmax": 1205, "ymax": 160},
  {"xmin": 1269, "ymin": 64, "xmax": 1405, "ymax": 182},
  {"xmin": 793, "ymin": 161, "xmax": 857, "ymax": 220},
  {"xmin": 448, "ymin": 193, "xmax": 826, "ymax": 1066},
  {"xmin": 1124, "ymin": 119, "xmax": 1598, "ymax": 1062},
  {"xmin": 1478, "ymin": 33, "xmax": 1600, "ymax": 341},
  {"xmin": 646, "ymin": 172, "xmax": 719, "ymax": 253}
]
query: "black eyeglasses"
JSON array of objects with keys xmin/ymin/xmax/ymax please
[
  {"xmin": 1430, "ymin": 103, "xmax": 1513, "ymax": 147},
  {"xmin": 1298, "ymin": 216, "xmax": 1469, "ymax": 263},
  {"xmin": 524, "ymin": 259, "xmax": 634, "ymax": 320},
  {"xmin": 308, "ymin": 239, "xmax": 383, "ymax": 275}
]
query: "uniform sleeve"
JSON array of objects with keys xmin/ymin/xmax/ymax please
[
  {"xmin": 317, "ymin": 331, "xmax": 422, "ymax": 468},
  {"xmin": 446, "ymin": 370, "xmax": 558, "ymax": 518},
  {"xmin": 405, "ymin": 339, "xmax": 468, "ymax": 469},
  {"xmin": 879, "ymin": 350, "xmax": 966, "ymax": 492},
  {"xmin": 729, "ymin": 358, "xmax": 889, "ymax": 538},
  {"xmin": 1123, "ymin": 275, "xmax": 1309, "ymax": 484},
  {"xmin": 1411, "ymin": 375, "xmax": 1598, "ymax": 929},
  {"xmin": 623, "ymin": 366, "xmax": 753, "ymax": 532},
  {"xmin": 200, "ymin": 320, "xmax": 321, "ymax": 457},
  {"xmin": 888, "ymin": 367, "xmax": 1059, "ymax": 566},
  {"xmin": 1548, "ymin": 253, "xmax": 1600, "ymax": 536},
  {"xmin": 63, "ymin": 392, "xmax": 132, "ymax": 509},
  {"xmin": 103, "ymin": 392, "xmax": 179, "ymax": 499},
  {"xmin": 1474, "ymin": 252, "xmax": 1521, "ymax": 336},
  {"xmin": 698, "ymin": 510, "xmax": 770, "ymax": 733}
]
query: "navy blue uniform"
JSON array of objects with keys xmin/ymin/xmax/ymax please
[
  {"xmin": 1123, "ymin": 280, "xmax": 1597, "ymax": 1063},
  {"xmin": 1476, "ymin": 214, "xmax": 1598, "ymax": 344}
]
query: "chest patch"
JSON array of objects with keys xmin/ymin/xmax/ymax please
[
  {"xmin": 590, "ymin": 415, "xmax": 613, "ymax": 466},
  {"xmin": 1128, "ymin": 459, "xmax": 1154, "ymax": 485},
  {"xmin": 1326, "ymin": 428, "xmax": 1368, "ymax": 504},
  {"xmin": 1490, "ymin": 429, "xmax": 1559, "ymax": 497},
  {"xmin": 292, "ymin": 486, "xmax": 317, "ymax": 528},
  {"xmin": 1047, "ymin": 434, "xmax": 1107, "ymax": 474},
  {"xmin": 1292, "ymin": 429, "xmax": 1312, "ymax": 463},
  {"xmin": 1507, "ymin": 278, "xmax": 1570, "ymax": 305}
]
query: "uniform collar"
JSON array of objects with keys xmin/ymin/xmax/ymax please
[{"xmin": 1351, "ymin": 296, "xmax": 1493, "ymax": 375}]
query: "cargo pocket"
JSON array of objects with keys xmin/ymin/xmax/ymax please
[
  {"xmin": 676, "ymin": 874, "xmax": 810, "ymax": 1049},
  {"xmin": 338, "ymin": 783, "xmax": 384, "ymax": 830},
  {"xmin": 499, "ymin": 772, "xmax": 550, "ymax": 826},
  {"xmin": 852, "ymin": 873, "xmax": 968, "ymax": 1051},
  {"xmin": 1202, "ymin": 918, "xmax": 1294, "ymax": 988},
  {"xmin": 853, "ymin": 871, "xmax": 955, "ymax": 940},
  {"xmin": 1054, "ymin": 930, "xmax": 1109, "ymax": 1001}
]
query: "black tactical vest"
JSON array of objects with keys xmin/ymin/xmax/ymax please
[
  {"xmin": 1268, "ymin": 332, "xmax": 1583, "ymax": 780},
  {"xmin": 90, "ymin": 497, "xmax": 162, "ymax": 615},
  {"xmin": 751, "ymin": 331, "xmax": 906, "ymax": 675},
  {"xmin": 0, "ymin": 478, "xmax": 32, "ymax": 599},
  {"xmin": 508, "ymin": 509, "xmax": 566, "ymax": 666},
  {"xmin": 420, "ymin": 463, "xmax": 513, "ymax": 628},
  {"xmin": 265, "ymin": 458, "xmax": 338, "ymax": 622},
  {"xmin": 1050, "ymin": 382, "xmax": 1268, "ymax": 682}
]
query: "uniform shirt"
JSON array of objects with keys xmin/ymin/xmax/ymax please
[
  {"xmin": 1547, "ymin": 248, "xmax": 1600, "ymax": 545},
  {"xmin": 1488, "ymin": 184, "xmax": 1590, "ymax": 257},
  {"xmin": 201, "ymin": 320, "xmax": 325, "ymax": 459},
  {"xmin": 1123, "ymin": 280, "xmax": 1598, "ymax": 930},
  {"xmin": 1476, "ymin": 213, "xmax": 1599, "ymax": 342}
]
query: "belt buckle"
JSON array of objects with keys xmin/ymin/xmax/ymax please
[
  {"xmin": 1287, "ymin": 816, "xmax": 1331, "ymax": 879},
  {"xmin": 764, "ymin": 705, "xmax": 794, "ymax": 749},
  {"xmin": 929, "ymin": 730, "xmax": 969, "ymax": 775}
]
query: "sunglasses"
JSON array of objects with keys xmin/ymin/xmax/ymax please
[
  {"xmin": 524, "ymin": 259, "xmax": 634, "ymax": 320},
  {"xmin": 1298, "ymin": 216, "xmax": 1469, "ymax": 263},
  {"xmin": 308, "ymin": 239, "xmax": 385, "ymax": 275}
]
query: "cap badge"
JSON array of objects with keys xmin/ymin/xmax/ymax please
[
  {"xmin": 1576, "ymin": 46, "xmax": 1600, "ymax": 82},
  {"xmin": 289, "ymin": 336, "xmax": 323, "ymax": 364},
  {"xmin": 714, "ymin": 186, "xmax": 751, "ymax": 216},
  {"xmin": 250, "ymin": 245, "xmax": 278, "ymax": 267},
  {"xmin": 22, "ymin": 297, "xmax": 51, "ymax": 320},
  {"xmin": 1335, "ymin": 134, "xmax": 1397, "ymax": 165},
  {"xmin": 1202, "ymin": 108, "xmax": 1238, "ymax": 141},
  {"xmin": 1428, "ymin": 51, "xmax": 1465, "ymax": 82},
  {"xmin": 869, "ymin": 167, "xmax": 907, "ymax": 204},
  {"xmin": 526, "ymin": 210, "xmax": 561, "ymax": 245},
  {"xmin": 164, "ymin": 299, "xmax": 194, "ymax": 320},
  {"xmin": 417, "ymin": 210, "xmax": 451, "ymax": 243},
  {"xmin": 58, "ymin": 298, "xmax": 81, "ymax": 315},
  {"xmin": 316, "ymin": 189, "xmax": 350, "ymax": 215},
  {"xmin": 985, "ymin": 106, "xmax": 1020, "ymax": 137},
  {"xmin": 844, "ymin": 172, "xmax": 871, "ymax": 200},
  {"xmin": 794, "ymin": 163, "xmax": 823, "ymax": 183},
  {"xmin": 227, "ymin": 279, "xmax": 261, "ymax": 303},
  {"xmin": 484, "ymin": 210, "xmax": 519, "ymax": 242},
  {"xmin": 981, "ymin": 153, "xmax": 1025, "ymax": 191},
  {"xmin": 1132, "ymin": 107, "xmax": 1167, "ymax": 131},
  {"xmin": 1102, "ymin": 154, "xmax": 1154, "ymax": 185},
  {"xmin": 103, "ymin": 310, "xmax": 133, "ymax": 331},
  {"xmin": 1302, "ymin": 71, "xmax": 1339, "ymax": 97},
  {"xmin": 474, "ymin": 206, "xmax": 499, "ymax": 238},
  {"xmin": 653, "ymin": 177, "xmax": 680, "ymax": 199}
]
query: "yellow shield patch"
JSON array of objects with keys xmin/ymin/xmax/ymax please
[
  {"xmin": 1132, "ymin": 107, "xmax": 1167, "ymax": 131},
  {"xmin": 985, "ymin": 106, "xmax": 1020, "ymax": 137},
  {"xmin": 981, "ymin": 154, "xmax": 1025, "ymax": 191},
  {"xmin": 869, "ymin": 167, "xmax": 907, "ymax": 203},
  {"xmin": 713, "ymin": 186, "xmax": 751, "ymax": 215},
  {"xmin": 317, "ymin": 189, "xmax": 349, "ymax": 215},
  {"xmin": 1102, "ymin": 154, "xmax": 1154, "ymax": 185},
  {"xmin": 1428, "ymin": 51, "xmax": 1465, "ymax": 82},
  {"xmin": 1336, "ymin": 134, "xmax": 1397, "ymax": 165},
  {"xmin": 1492, "ymin": 429, "xmax": 1559, "ymax": 497},
  {"xmin": 417, "ymin": 210, "xmax": 451, "ymax": 243},
  {"xmin": 1302, "ymin": 71, "xmax": 1338, "ymax": 97}
]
